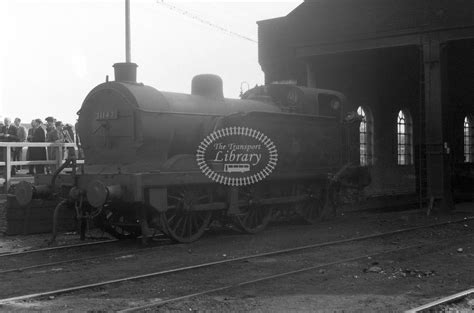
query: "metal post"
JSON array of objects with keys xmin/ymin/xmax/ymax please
[
  {"xmin": 57, "ymin": 144, "xmax": 63, "ymax": 170},
  {"xmin": 422, "ymin": 35, "xmax": 453, "ymax": 211},
  {"xmin": 5, "ymin": 147, "xmax": 11, "ymax": 193},
  {"xmin": 306, "ymin": 63, "xmax": 317, "ymax": 88},
  {"xmin": 125, "ymin": 0, "xmax": 131, "ymax": 63}
]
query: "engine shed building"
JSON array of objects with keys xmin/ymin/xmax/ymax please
[{"xmin": 258, "ymin": 0, "xmax": 474, "ymax": 209}]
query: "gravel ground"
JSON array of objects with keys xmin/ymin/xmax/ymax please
[
  {"xmin": 0, "ymin": 228, "xmax": 113, "ymax": 255},
  {"xmin": 0, "ymin": 202, "xmax": 473, "ymax": 312}
]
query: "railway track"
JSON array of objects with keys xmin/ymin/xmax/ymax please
[
  {"xmin": 0, "ymin": 223, "xmax": 310, "ymax": 275},
  {"xmin": 119, "ymin": 242, "xmax": 437, "ymax": 312},
  {"xmin": 0, "ymin": 236, "xmax": 171, "ymax": 275},
  {"xmin": 406, "ymin": 288, "xmax": 474, "ymax": 312},
  {"xmin": 0, "ymin": 220, "xmax": 310, "ymax": 259},
  {"xmin": 0, "ymin": 216, "xmax": 472, "ymax": 311},
  {"xmin": 0, "ymin": 233, "xmax": 172, "ymax": 275},
  {"xmin": 0, "ymin": 238, "xmax": 117, "ymax": 257},
  {"xmin": 0, "ymin": 215, "xmax": 389, "ymax": 275}
]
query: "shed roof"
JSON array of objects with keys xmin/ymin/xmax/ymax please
[{"xmin": 258, "ymin": 0, "xmax": 474, "ymax": 65}]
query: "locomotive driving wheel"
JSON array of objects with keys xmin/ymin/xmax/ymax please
[
  {"xmin": 233, "ymin": 186, "xmax": 272, "ymax": 234},
  {"xmin": 160, "ymin": 187, "xmax": 212, "ymax": 243},
  {"xmin": 295, "ymin": 184, "xmax": 324, "ymax": 224}
]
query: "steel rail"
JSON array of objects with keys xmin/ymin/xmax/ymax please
[
  {"xmin": 0, "ymin": 224, "xmax": 337, "ymax": 274},
  {"xmin": 0, "ymin": 226, "xmax": 309, "ymax": 274},
  {"xmin": 123, "ymin": 233, "xmax": 474, "ymax": 312},
  {"xmin": 119, "ymin": 242, "xmax": 431, "ymax": 312},
  {"xmin": 0, "ymin": 216, "xmax": 472, "ymax": 305},
  {"xmin": 0, "ymin": 237, "xmax": 171, "ymax": 275},
  {"xmin": 0, "ymin": 213, "xmax": 309, "ymax": 260},
  {"xmin": 0, "ymin": 217, "xmax": 410, "ymax": 272},
  {"xmin": 405, "ymin": 288, "xmax": 474, "ymax": 313},
  {"xmin": 0, "ymin": 239, "xmax": 118, "ymax": 258}
]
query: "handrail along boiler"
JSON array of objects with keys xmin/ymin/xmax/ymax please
[{"xmin": 15, "ymin": 63, "xmax": 369, "ymax": 243}]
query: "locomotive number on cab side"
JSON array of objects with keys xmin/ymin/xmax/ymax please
[{"xmin": 96, "ymin": 110, "xmax": 118, "ymax": 120}]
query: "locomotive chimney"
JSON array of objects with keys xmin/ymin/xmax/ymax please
[
  {"xmin": 191, "ymin": 74, "xmax": 224, "ymax": 99},
  {"xmin": 113, "ymin": 0, "xmax": 138, "ymax": 83},
  {"xmin": 113, "ymin": 62, "xmax": 138, "ymax": 83}
]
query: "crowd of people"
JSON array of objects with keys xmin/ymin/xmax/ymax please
[{"xmin": 0, "ymin": 116, "xmax": 76, "ymax": 175}]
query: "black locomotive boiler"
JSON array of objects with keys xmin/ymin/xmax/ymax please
[{"xmin": 15, "ymin": 62, "xmax": 368, "ymax": 243}]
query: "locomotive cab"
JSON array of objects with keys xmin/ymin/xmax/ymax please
[{"xmin": 241, "ymin": 84, "xmax": 345, "ymax": 119}]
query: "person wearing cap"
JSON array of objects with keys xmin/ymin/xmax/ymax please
[
  {"xmin": 64, "ymin": 124, "xmax": 74, "ymax": 143},
  {"xmin": 45, "ymin": 117, "xmax": 59, "ymax": 173},
  {"xmin": 1, "ymin": 117, "xmax": 19, "ymax": 141},
  {"xmin": 26, "ymin": 119, "xmax": 35, "ymax": 174},
  {"xmin": 45, "ymin": 116, "xmax": 56, "ymax": 140},
  {"xmin": 49, "ymin": 121, "xmax": 65, "ymax": 143},
  {"xmin": 0, "ymin": 118, "xmax": 19, "ymax": 175},
  {"xmin": 13, "ymin": 118, "xmax": 27, "ymax": 172},
  {"xmin": 29, "ymin": 119, "xmax": 46, "ymax": 174},
  {"xmin": 48, "ymin": 121, "xmax": 68, "ymax": 172},
  {"xmin": 62, "ymin": 123, "xmax": 75, "ymax": 159}
]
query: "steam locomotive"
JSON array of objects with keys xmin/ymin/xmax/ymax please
[{"xmin": 15, "ymin": 62, "xmax": 368, "ymax": 243}]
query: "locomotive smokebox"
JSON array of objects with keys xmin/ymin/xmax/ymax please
[
  {"xmin": 191, "ymin": 74, "xmax": 224, "ymax": 99},
  {"xmin": 113, "ymin": 62, "xmax": 138, "ymax": 83}
]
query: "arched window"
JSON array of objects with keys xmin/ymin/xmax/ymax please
[
  {"xmin": 397, "ymin": 110, "xmax": 413, "ymax": 165},
  {"xmin": 357, "ymin": 106, "xmax": 373, "ymax": 166},
  {"xmin": 464, "ymin": 116, "xmax": 473, "ymax": 163}
]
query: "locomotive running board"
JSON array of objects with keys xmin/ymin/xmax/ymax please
[
  {"xmin": 166, "ymin": 195, "xmax": 308, "ymax": 212},
  {"xmin": 233, "ymin": 195, "xmax": 309, "ymax": 209}
]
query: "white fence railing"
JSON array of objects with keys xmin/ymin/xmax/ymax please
[{"xmin": 0, "ymin": 142, "xmax": 85, "ymax": 193}]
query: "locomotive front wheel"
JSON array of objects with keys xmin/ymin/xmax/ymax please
[
  {"xmin": 161, "ymin": 187, "xmax": 212, "ymax": 243},
  {"xmin": 233, "ymin": 187, "xmax": 272, "ymax": 234}
]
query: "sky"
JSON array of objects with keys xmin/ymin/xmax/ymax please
[{"xmin": 0, "ymin": 0, "xmax": 303, "ymax": 125}]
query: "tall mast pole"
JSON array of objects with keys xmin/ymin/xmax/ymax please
[
  {"xmin": 113, "ymin": 0, "xmax": 137, "ymax": 83},
  {"xmin": 125, "ymin": 0, "xmax": 131, "ymax": 62}
]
